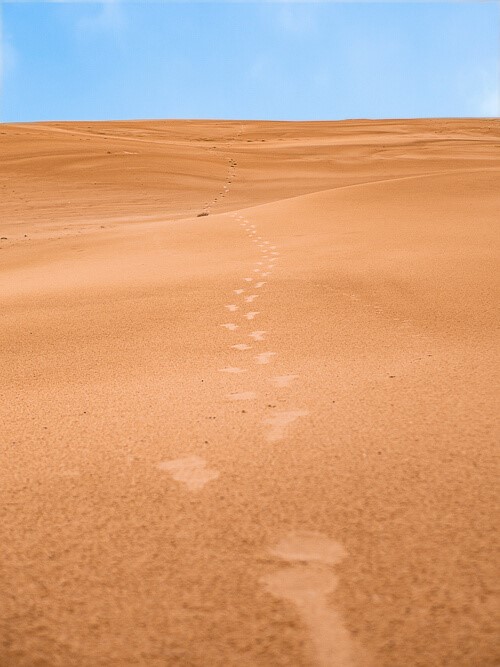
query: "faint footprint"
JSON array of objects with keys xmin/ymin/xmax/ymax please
[
  {"xmin": 227, "ymin": 391, "xmax": 257, "ymax": 401},
  {"xmin": 222, "ymin": 323, "xmax": 239, "ymax": 331},
  {"xmin": 232, "ymin": 343, "xmax": 252, "ymax": 351},
  {"xmin": 255, "ymin": 351, "xmax": 276, "ymax": 365},
  {"xmin": 250, "ymin": 330, "xmax": 266, "ymax": 341},
  {"xmin": 261, "ymin": 532, "xmax": 358, "ymax": 667},
  {"xmin": 263, "ymin": 410, "xmax": 308, "ymax": 442},
  {"xmin": 246, "ymin": 311, "xmax": 259, "ymax": 320},
  {"xmin": 234, "ymin": 289, "xmax": 245, "ymax": 295},
  {"xmin": 271, "ymin": 375, "xmax": 299, "ymax": 388},
  {"xmin": 219, "ymin": 367, "xmax": 247, "ymax": 374},
  {"xmin": 226, "ymin": 304, "xmax": 238, "ymax": 312},
  {"xmin": 158, "ymin": 456, "xmax": 219, "ymax": 492},
  {"xmin": 245, "ymin": 295, "xmax": 258, "ymax": 302}
]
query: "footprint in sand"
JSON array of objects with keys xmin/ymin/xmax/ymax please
[
  {"xmin": 255, "ymin": 351, "xmax": 276, "ymax": 365},
  {"xmin": 246, "ymin": 311, "xmax": 259, "ymax": 320},
  {"xmin": 234, "ymin": 289, "xmax": 245, "ymax": 295},
  {"xmin": 250, "ymin": 330, "xmax": 266, "ymax": 341},
  {"xmin": 245, "ymin": 295, "xmax": 258, "ymax": 303},
  {"xmin": 232, "ymin": 343, "xmax": 252, "ymax": 351},
  {"xmin": 261, "ymin": 532, "xmax": 358, "ymax": 667},
  {"xmin": 227, "ymin": 391, "xmax": 257, "ymax": 401},
  {"xmin": 158, "ymin": 456, "xmax": 219, "ymax": 492},
  {"xmin": 244, "ymin": 277, "xmax": 253, "ymax": 282},
  {"xmin": 271, "ymin": 374, "xmax": 299, "ymax": 388},
  {"xmin": 255, "ymin": 282, "xmax": 266, "ymax": 288},
  {"xmin": 263, "ymin": 410, "xmax": 308, "ymax": 442},
  {"xmin": 222, "ymin": 323, "xmax": 239, "ymax": 331},
  {"xmin": 226, "ymin": 304, "xmax": 238, "ymax": 312}
]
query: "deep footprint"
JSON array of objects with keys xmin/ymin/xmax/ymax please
[{"xmin": 261, "ymin": 532, "xmax": 360, "ymax": 667}]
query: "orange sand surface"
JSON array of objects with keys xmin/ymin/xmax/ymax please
[{"xmin": 0, "ymin": 118, "xmax": 499, "ymax": 666}]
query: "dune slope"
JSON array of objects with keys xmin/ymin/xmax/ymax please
[{"xmin": 0, "ymin": 118, "xmax": 499, "ymax": 666}]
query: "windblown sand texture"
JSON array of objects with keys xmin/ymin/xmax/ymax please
[{"xmin": 1, "ymin": 118, "xmax": 499, "ymax": 666}]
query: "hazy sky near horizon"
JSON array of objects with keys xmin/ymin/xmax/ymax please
[{"xmin": 1, "ymin": 1, "xmax": 499, "ymax": 123}]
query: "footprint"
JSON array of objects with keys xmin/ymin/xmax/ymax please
[
  {"xmin": 245, "ymin": 295, "xmax": 258, "ymax": 303},
  {"xmin": 219, "ymin": 367, "xmax": 247, "ymax": 374},
  {"xmin": 158, "ymin": 456, "xmax": 219, "ymax": 492},
  {"xmin": 246, "ymin": 311, "xmax": 259, "ymax": 320},
  {"xmin": 227, "ymin": 391, "xmax": 257, "ymax": 401},
  {"xmin": 263, "ymin": 410, "xmax": 308, "ymax": 442},
  {"xmin": 234, "ymin": 289, "xmax": 245, "ymax": 295},
  {"xmin": 232, "ymin": 343, "xmax": 252, "ymax": 351},
  {"xmin": 269, "ymin": 532, "xmax": 346, "ymax": 565},
  {"xmin": 222, "ymin": 323, "xmax": 238, "ymax": 331},
  {"xmin": 244, "ymin": 278, "xmax": 253, "ymax": 282},
  {"xmin": 271, "ymin": 375, "xmax": 299, "ymax": 388},
  {"xmin": 255, "ymin": 282, "xmax": 266, "ymax": 288},
  {"xmin": 250, "ymin": 330, "xmax": 266, "ymax": 341},
  {"xmin": 261, "ymin": 532, "xmax": 357, "ymax": 667},
  {"xmin": 255, "ymin": 351, "xmax": 276, "ymax": 365},
  {"xmin": 226, "ymin": 304, "xmax": 238, "ymax": 312}
]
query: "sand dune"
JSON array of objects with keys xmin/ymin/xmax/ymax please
[{"xmin": 0, "ymin": 118, "xmax": 498, "ymax": 666}]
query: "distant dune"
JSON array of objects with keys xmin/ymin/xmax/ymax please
[{"xmin": 1, "ymin": 119, "xmax": 498, "ymax": 666}]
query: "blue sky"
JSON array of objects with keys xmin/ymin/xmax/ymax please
[{"xmin": 1, "ymin": 1, "xmax": 499, "ymax": 122}]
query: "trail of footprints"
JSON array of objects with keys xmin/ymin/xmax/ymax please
[
  {"xmin": 219, "ymin": 209, "xmax": 309, "ymax": 444},
  {"xmin": 161, "ymin": 156, "xmax": 309, "ymax": 482},
  {"xmin": 157, "ymin": 151, "xmax": 351, "ymax": 666}
]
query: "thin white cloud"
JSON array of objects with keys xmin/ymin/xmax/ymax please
[
  {"xmin": 476, "ymin": 72, "xmax": 500, "ymax": 117},
  {"xmin": 76, "ymin": 0, "xmax": 125, "ymax": 34},
  {"xmin": 3, "ymin": 0, "xmax": 494, "ymax": 4},
  {"xmin": 459, "ymin": 64, "xmax": 500, "ymax": 118},
  {"xmin": 0, "ymin": 26, "xmax": 18, "ymax": 97},
  {"xmin": 275, "ymin": 5, "xmax": 318, "ymax": 35}
]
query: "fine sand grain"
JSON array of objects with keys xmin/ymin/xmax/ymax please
[{"xmin": 0, "ymin": 118, "xmax": 499, "ymax": 666}]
